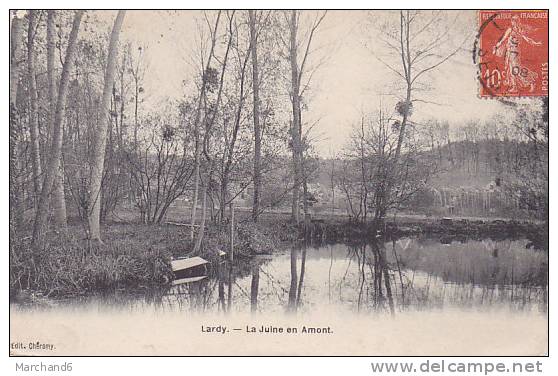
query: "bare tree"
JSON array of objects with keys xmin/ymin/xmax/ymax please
[
  {"xmin": 284, "ymin": 10, "xmax": 327, "ymax": 224},
  {"xmin": 218, "ymin": 12, "xmax": 253, "ymax": 223},
  {"xmin": 367, "ymin": 10, "xmax": 465, "ymax": 223},
  {"xmin": 189, "ymin": 11, "xmax": 222, "ymax": 240},
  {"xmin": 249, "ymin": 10, "xmax": 262, "ymax": 222},
  {"xmin": 288, "ymin": 11, "xmax": 302, "ymax": 224},
  {"xmin": 27, "ymin": 10, "xmax": 42, "ymax": 203},
  {"xmin": 32, "ymin": 10, "xmax": 84, "ymax": 247},
  {"xmin": 86, "ymin": 10, "xmax": 126, "ymax": 242},
  {"xmin": 47, "ymin": 10, "xmax": 68, "ymax": 227},
  {"xmin": 127, "ymin": 44, "xmax": 147, "ymax": 147},
  {"xmin": 337, "ymin": 108, "xmax": 435, "ymax": 223},
  {"xmin": 10, "ymin": 13, "xmax": 23, "ymax": 231},
  {"xmin": 124, "ymin": 117, "xmax": 195, "ymax": 224},
  {"xmin": 193, "ymin": 11, "xmax": 234, "ymax": 254}
]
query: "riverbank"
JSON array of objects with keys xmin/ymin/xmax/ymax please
[
  {"xmin": 300, "ymin": 214, "xmax": 547, "ymax": 249},
  {"xmin": 8, "ymin": 218, "xmax": 287, "ymax": 301},
  {"xmin": 9, "ymin": 212, "xmax": 546, "ymax": 302}
]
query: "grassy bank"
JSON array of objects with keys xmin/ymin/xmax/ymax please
[
  {"xmin": 9, "ymin": 230, "xmax": 173, "ymax": 301},
  {"xmin": 9, "ymin": 218, "xmax": 289, "ymax": 301}
]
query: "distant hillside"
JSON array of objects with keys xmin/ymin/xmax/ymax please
[
  {"xmin": 308, "ymin": 138, "xmax": 542, "ymax": 219},
  {"xmin": 313, "ymin": 138, "xmax": 533, "ymax": 191}
]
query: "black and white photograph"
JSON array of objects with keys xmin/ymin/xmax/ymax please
[{"xmin": 8, "ymin": 8, "xmax": 549, "ymax": 357}]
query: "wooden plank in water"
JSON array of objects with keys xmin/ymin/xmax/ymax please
[
  {"xmin": 172, "ymin": 275, "xmax": 208, "ymax": 286},
  {"xmin": 171, "ymin": 256, "xmax": 209, "ymax": 272}
]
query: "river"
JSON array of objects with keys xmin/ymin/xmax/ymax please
[{"xmin": 10, "ymin": 236, "xmax": 548, "ymax": 355}]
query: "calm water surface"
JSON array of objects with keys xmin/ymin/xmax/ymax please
[{"xmin": 66, "ymin": 236, "xmax": 547, "ymax": 316}]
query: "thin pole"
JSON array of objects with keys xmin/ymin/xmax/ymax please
[
  {"xmin": 227, "ymin": 203, "xmax": 234, "ymax": 311},
  {"xmin": 229, "ymin": 203, "xmax": 234, "ymax": 263}
]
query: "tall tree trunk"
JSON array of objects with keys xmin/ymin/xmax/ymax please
[
  {"xmin": 87, "ymin": 10, "xmax": 126, "ymax": 242},
  {"xmin": 15, "ymin": 81, "xmax": 26, "ymax": 225},
  {"xmin": 289, "ymin": 11, "xmax": 302, "ymax": 224},
  {"xmin": 190, "ymin": 11, "xmax": 222, "ymax": 240},
  {"xmin": 47, "ymin": 10, "xmax": 67, "ymax": 227},
  {"xmin": 192, "ymin": 181, "xmax": 208, "ymax": 254},
  {"xmin": 134, "ymin": 77, "xmax": 139, "ymax": 146},
  {"xmin": 32, "ymin": 11, "xmax": 84, "ymax": 247},
  {"xmin": 190, "ymin": 128, "xmax": 201, "ymax": 240},
  {"xmin": 221, "ymin": 36, "xmax": 250, "ymax": 223},
  {"xmin": 219, "ymin": 174, "xmax": 227, "ymax": 223},
  {"xmin": 375, "ymin": 12, "xmax": 413, "ymax": 224},
  {"xmin": 27, "ymin": 10, "xmax": 42, "ymax": 203},
  {"xmin": 302, "ymin": 161, "xmax": 309, "ymax": 228},
  {"xmin": 377, "ymin": 83, "xmax": 411, "ymax": 223},
  {"xmin": 194, "ymin": 11, "xmax": 233, "ymax": 246},
  {"xmin": 249, "ymin": 10, "xmax": 262, "ymax": 222},
  {"xmin": 118, "ymin": 54, "xmax": 126, "ymax": 149},
  {"xmin": 10, "ymin": 14, "xmax": 23, "ymax": 231}
]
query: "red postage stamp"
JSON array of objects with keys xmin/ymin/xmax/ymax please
[{"xmin": 477, "ymin": 10, "xmax": 548, "ymax": 98}]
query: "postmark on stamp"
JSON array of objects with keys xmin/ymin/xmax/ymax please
[{"xmin": 475, "ymin": 10, "xmax": 548, "ymax": 98}]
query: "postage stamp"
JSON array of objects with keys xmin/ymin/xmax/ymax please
[{"xmin": 477, "ymin": 10, "xmax": 548, "ymax": 98}]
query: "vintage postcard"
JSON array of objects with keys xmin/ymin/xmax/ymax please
[{"xmin": 9, "ymin": 9, "xmax": 548, "ymax": 357}]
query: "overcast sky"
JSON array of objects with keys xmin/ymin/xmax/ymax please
[{"xmin": 109, "ymin": 10, "xmax": 510, "ymax": 155}]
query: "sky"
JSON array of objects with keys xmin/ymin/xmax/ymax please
[{"xmin": 106, "ymin": 10, "xmax": 510, "ymax": 156}]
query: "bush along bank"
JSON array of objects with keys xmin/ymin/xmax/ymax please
[{"xmin": 297, "ymin": 217, "xmax": 547, "ymax": 249}]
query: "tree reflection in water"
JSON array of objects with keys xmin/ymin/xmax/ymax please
[
  {"xmin": 250, "ymin": 261, "xmax": 260, "ymax": 313},
  {"xmin": 133, "ymin": 237, "xmax": 546, "ymax": 316},
  {"xmin": 286, "ymin": 240, "xmax": 309, "ymax": 313},
  {"xmin": 349, "ymin": 240, "xmax": 395, "ymax": 315}
]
